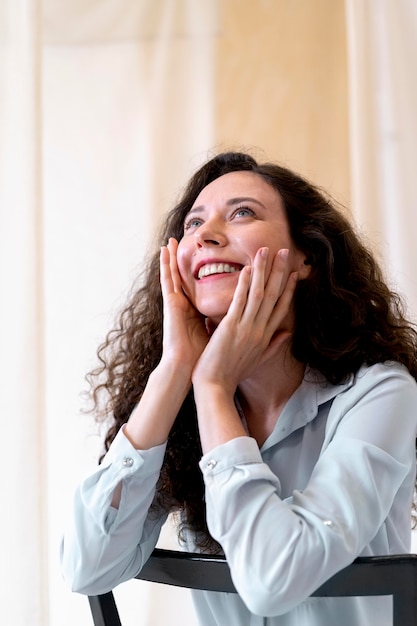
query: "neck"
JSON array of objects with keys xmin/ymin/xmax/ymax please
[{"xmin": 237, "ymin": 350, "xmax": 305, "ymax": 446}]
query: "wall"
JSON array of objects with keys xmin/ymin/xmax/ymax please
[{"xmin": 215, "ymin": 0, "xmax": 349, "ymax": 204}]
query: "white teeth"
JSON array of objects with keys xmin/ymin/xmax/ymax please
[{"xmin": 198, "ymin": 263, "xmax": 238, "ymax": 279}]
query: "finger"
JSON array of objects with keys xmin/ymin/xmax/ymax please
[
  {"xmin": 265, "ymin": 271, "xmax": 298, "ymax": 336},
  {"xmin": 244, "ymin": 246, "xmax": 289, "ymax": 324},
  {"xmin": 239, "ymin": 247, "xmax": 269, "ymax": 320},
  {"xmin": 160, "ymin": 245, "xmax": 174, "ymax": 297},
  {"xmin": 224, "ymin": 265, "xmax": 252, "ymax": 321},
  {"xmin": 167, "ymin": 238, "xmax": 183, "ymax": 293},
  {"xmin": 269, "ymin": 248, "xmax": 290, "ymax": 299},
  {"xmin": 256, "ymin": 248, "xmax": 291, "ymax": 322},
  {"xmin": 257, "ymin": 271, "xmax": 298, "ymax": 364}
]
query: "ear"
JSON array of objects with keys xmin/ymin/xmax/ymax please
[{"xmin": 297, "ymin": 256, "xmax": 312, "ymax": 280}]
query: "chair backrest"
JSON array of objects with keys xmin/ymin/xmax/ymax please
[{"xmin": 88, "ymin": 549, "xmax": 417, "ymax": 626}]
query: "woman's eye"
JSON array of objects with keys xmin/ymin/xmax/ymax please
[
  {"xmin": 234, "ymin": 207, "xmax": 255, "ymax": 218},
  {"xmin": 184, "ymin": 217, "xmax": 203, "ymax": 231}
]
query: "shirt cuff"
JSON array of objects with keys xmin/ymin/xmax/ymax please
[
  {"xmin": 100, "ymin": 425, "xmax": 167, "ymax": 477},
  {"xmin": 199, "ymin": 436, "xmax": 262, "ymax": 475}
]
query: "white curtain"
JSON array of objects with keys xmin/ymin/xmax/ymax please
[
  {"xmin": 1, "ymin": 1, "xmax": 215, "ymax": 625},
  {"xmin": 0, "ymin": 1, "xmax": 47, "ymax": 624},
  {"xmin": 345, "ymin": 0, "xmax": 417, "ymax": 319}
]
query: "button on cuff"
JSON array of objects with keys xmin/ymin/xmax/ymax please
[
  {"xmin": 323, "ymin": 519, "xmax": 335, "ymax": 528},
  {"xmin": 122, "ymin": 457, "xmax": 134, "ymax": 468}
]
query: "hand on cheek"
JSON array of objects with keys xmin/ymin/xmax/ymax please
[
  {"xmin": 192, "ymin": 247, "xmax": 298, "ymax": 393},
  {"xmin": 160, "ymin": 238, "xmax": 208, "ymax": 370}
]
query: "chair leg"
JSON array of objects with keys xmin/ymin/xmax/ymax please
[{"xmin": 88, "ymin": 592, "xmax": 122, "ymax": 626}]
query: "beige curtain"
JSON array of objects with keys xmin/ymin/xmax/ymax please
[
  {"xmin": 345, "ymin": 0, "xmax": 417, "ymax": 318},
  {"xmin": 1, "ymin": 1, "xmax": 416, "ymax": 625}
]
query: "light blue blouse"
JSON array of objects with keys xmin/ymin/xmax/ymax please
[{"xmin": 61, "ymin": 362, "xmax": 417, "ymax": 625}]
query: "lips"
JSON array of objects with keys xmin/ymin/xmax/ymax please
[{"xmin": 194, "ymin": 260, "xmax": 243, "ymax": 280}]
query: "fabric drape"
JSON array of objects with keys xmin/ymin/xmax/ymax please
[
  {"xmin": 0, "ymin": 1, "xmax": 47, "ymax": 624},
  {"xmin": 345, "ymin": 0, "xmax": 417, "ymax": 317},
  {"xmin": 1, "ymin": 1, "xmax": 215, "ymax": 625}
]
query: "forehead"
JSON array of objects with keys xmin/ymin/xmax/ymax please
[{"xmin": 192, "ymin": 170, "xmax": 283, "ymax": 208}]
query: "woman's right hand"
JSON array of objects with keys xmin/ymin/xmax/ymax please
[
  {"xmin": 123, "ymin": 238, "xmax": 207, "ymax": 452},
  {"xmin": 159, "ymin": 238, "xmax": 208, "ymax": 373}
]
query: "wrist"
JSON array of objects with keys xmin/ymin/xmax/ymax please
[
  {"xmin": 193, "ymin": 382, "xmax": 246, "ymax": 454},
  {"xmin": 124, "ymin": 360, "xmax": 192, "ymax": 450},
  {"xmin": 192, "ymin": 374, "xmax": 237, "ymax": 401},
  {"xmin": 156, "ymin": 356, "xmax": 193, "ymax": 385}
]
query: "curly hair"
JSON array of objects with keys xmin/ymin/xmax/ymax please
[{"xmin": 87, "ymin": 151, "xmax": 417, "ymax": 550}]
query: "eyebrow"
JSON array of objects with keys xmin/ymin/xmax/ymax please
[{"xmin": 186, "ymin": 196, "xmax": 266, "ymax": 216}]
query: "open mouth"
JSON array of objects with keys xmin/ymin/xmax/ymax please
[{"xmin": 197, "ymin": 262, "xmax": 243, "ymax": 280}]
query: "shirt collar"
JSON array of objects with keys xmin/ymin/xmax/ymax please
[{"xmin": 260, "ymin": 369, "xmax": 355, "ymax": 450}]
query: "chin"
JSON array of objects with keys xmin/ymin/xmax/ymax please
[
  {"xmin": 196, "ymin": 297, "xmax": 231, "ymax": 321},
  {"xmin": 200, "ymin": 309, "xmax": 224, "ymax": 321}
]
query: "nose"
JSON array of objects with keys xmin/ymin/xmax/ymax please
[{"xmin": 194, "ymin": 217, "xmax": 227, "ymax": 248}]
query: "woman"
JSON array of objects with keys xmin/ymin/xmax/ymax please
[{"xmin": 61, "ymin": 152, "xmax": 417, "ymax": 625}]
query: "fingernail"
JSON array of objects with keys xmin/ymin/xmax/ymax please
[
  {"xmin": 261, "ymin": 247, "xmax": 269, "ymax": 258},
  {"xmin": 279, "ymin": 248, "xmax": 289, "ymax": 260}
]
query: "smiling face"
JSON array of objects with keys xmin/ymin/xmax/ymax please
[{"xmin": 177, "ymin": 171, "xmax": 308, "ymax": 324}]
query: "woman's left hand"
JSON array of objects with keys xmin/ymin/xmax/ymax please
[{"xmin": 191, "ymin": 247, "xmax": 298, "ymax": 395}]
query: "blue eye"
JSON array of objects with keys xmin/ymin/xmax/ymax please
[
  {"xmin": 184, "ymin": 217, "xmax": 203, "ymax": 231},
  {"xmin": 234, "ymin": 207, "xmax": 255, "ymax": 218}
]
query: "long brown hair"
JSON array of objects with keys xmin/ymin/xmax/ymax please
[{"xmin": 87, "ymin": 152, "xmax": 417, "ymax": 549}]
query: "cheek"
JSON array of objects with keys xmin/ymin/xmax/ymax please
[{"xmin": 176, "ymin": 241, "xmax": 192, "ymax": 284}]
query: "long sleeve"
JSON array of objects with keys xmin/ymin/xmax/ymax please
[
  {"xmin": 199, "ymin": 363, "xmax": 417, "ymax": 617},
  {"xmin": 61, "ymin": 427, "xmax": 168, "ymax": 595}
]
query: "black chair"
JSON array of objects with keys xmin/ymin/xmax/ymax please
[{"xmin": 88, "ymin": 549, "xmax": 417, "ymax": 626}]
